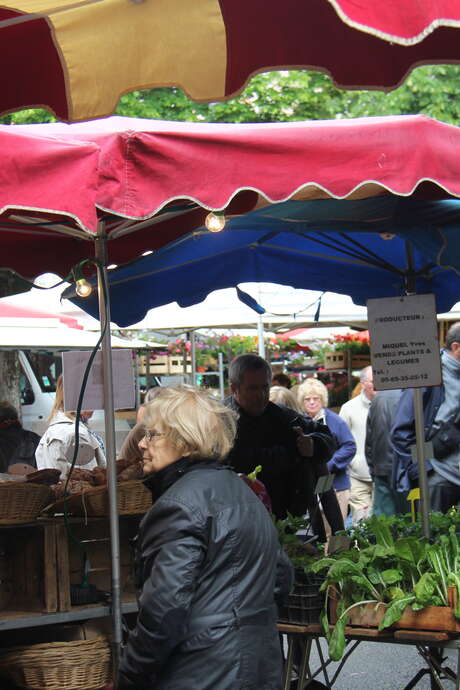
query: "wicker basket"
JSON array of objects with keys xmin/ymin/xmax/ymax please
[
  {"xmin": 278, "ymin": 570, "xmax": 325, "ymax": 626},
  {"xmin": 0, "ymin": 636, "xmax": 111, "ymax": 689},
  {"xmin": 0, "ymin": 482, "xmax": 53, "ymax": 524},
  {"xmin": 51, "ymin": 480, "xmax": 152, "ymax": 517}
]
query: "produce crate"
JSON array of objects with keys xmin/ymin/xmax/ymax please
[
  {"xmin": 278, "ymin": 570, "xmax": 325, "ymax": 625},
  {"xmin": 324, "ymin": 351, "xmax": 348, "ymax": 370},
  {"xmin": 329, "ymin": 587, "xmax": 460, "ymax": 633},
  {"xmin": 0, "ymin": 520, "xmax": 63, "ymax": 614},
  {"xmin": 61, "ymin": 515, "xmax": 141, "ymax": 610}
]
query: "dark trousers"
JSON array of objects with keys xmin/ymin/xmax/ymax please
[{"xmin": 428, "ymin": 471, "xmax": 460, "ymax": 512}]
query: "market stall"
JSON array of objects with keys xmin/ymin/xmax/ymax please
[
  {"xmin": 277, "ymin": 511, "xmax": 460, "ymax": 689},
  {"xmin": 2, "ymin": 113, "xmax": 460, "ymax": 685}
]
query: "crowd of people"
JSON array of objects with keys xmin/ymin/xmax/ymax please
[{"xmin": 2, "ymin": 327, "xmax": 460, "ymax": 689}]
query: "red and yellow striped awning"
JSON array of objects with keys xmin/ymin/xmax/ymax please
[{"xmin": 3, "ymin": 0, "xmax": 460, "ymax": 122}]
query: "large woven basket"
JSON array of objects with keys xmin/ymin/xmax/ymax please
[
  {"xmin": 0, "ymin": 636, "xmax": 111, "ymax": 689},
  {"xmin": 0, "ymin": 482, "xmax": 52, "ymax": 524},
  {"xmin": 51, "ymin": 480, "xmax": 152, "ymax": 517}
]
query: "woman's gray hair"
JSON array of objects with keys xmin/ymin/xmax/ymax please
[
  {"xmin": 228, "ymin": 354, "xmax": 272, "ymax": 387},
  {"xmin": 143, "ymin": 385, "xmax": 237, "ymax": 460}
]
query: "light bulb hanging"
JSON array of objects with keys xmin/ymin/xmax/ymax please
[
  {"xmin": 205, "ymin": 211, "xmax": 226, "ymax": 233},
  {"xmin": 75, "ymin": 278, "xmax": 93, "ymax": 298}
]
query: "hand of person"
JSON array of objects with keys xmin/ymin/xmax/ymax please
[{"xmin": 292, "ymin": 426, "xmax": 314, "ymax": 457}]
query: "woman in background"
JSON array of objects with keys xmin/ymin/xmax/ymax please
[
  {"xmin": 35, "ymin": 375, "xmax": 106, "ymax": 479},
  {"xmin": 297, "ymin": 378, "xmax": 356, "ymax": 526},
  {"xmin": 118, "ymin": 385, "xmax": 292, "ymax": 690},
  {"xmin": 269, "ymin": 384, "xmax": 302, "ymax": 413}
]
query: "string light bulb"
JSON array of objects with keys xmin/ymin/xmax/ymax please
[
  {"xmin": 205, "ymin": 211, "xmax": 226, "ymax": 233},
  {"xmin": 75, "ymin": 278, "xmax": 93, "ymax": 298}
]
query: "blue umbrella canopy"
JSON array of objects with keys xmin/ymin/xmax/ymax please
[{"xmin": 67, "ymin": 196, "xmax": 460, "ymax": 327}]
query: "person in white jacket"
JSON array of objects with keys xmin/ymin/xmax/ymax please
[
  {"xmin": 35, "ymin": 376, "xmax": 106, "ymax": 479},
  {"xmin": 339, "ymin": 366, "xmax": 375, "ymax": 524}
]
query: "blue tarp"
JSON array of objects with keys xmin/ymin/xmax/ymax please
[{"xmin": 67, "ymin": 196, "xmax": 460, "ymax": 327}]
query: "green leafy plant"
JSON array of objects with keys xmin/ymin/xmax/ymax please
[
  {"xmin": 274, "ymin": 513, "xmax": 323, "ymax": 569},
  {"xmin": 306, "ymin": 513, "xmax": 460, "ymax": 660}
]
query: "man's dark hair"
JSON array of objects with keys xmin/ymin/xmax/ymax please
[
  {"xmin": 0, "ymin": 401, "xmax": 19, "ymax": 424},
  {"xmin": 229, "ymin": 354, "xmax": 272, "ymax": 387},
  {"xmin": 272, "ymin": 372, "xmax": 292, "ymax": 389},
  {"xmin": 446, "ymin": 322, "xmax": 460, "ymax": 350}
]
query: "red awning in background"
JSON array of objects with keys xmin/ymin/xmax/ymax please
[
  {"xmin": 2, "ymin": 0, "xmax": 460, "ymax": 122},
  {"xmin": 0, "ymin": 301, "xmax": 83, "ymax": 329}
]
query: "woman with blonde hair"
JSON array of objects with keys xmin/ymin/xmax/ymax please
[
  {"xmin": 118, "ymin": 385, "xmax": 292, "ymax": 690},
  {"xmin": 297, "ymin": 378, "xmax": 356, "ymax": 525},
  {"xmin": 35, "ymin": 375, "xmax": 106, "ymax": 479},
  {"xmin": 269, "ymin": 385, "xmax": 302, "ymax": 413}
]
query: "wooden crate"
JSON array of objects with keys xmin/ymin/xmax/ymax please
[
  {"xmin": 324, "ymin": 351, "xmax": 348, "ymax": 370},
  {"xmin": 140, "ymin": 353, "xmax": 191, "ymax": 375},
  {"xmin": 330, "ymin": 588, "xmax": 460, "ymax": 633},
  {"xmin": 350, "ymin": 354, "xmax": 371, "ymax": 370},
  {"xmin": 60, "ymin": 516, "xmax": 141, "ymax": 611},
  {"xmin": 0, "ymin": 520, "xmax": 62, "ymax": 614}
]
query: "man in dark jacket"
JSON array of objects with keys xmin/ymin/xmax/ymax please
[
  {"xmin": 365, "ymin": 389, "xmax": 408, "ymax": 516},
  {"xmin": 226, "ymin": 354, "xmax": 338, "ymax": 528},
  {"xmin": 0, "ymin": 401, "xmax": 39, "ymax": 473},
  {"xmin": 392, "ymin": 322, "xmax": 460, "ymax": 512}
]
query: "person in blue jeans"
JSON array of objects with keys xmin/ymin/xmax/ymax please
[{"xmin": 297, "ymin": 378, "xmax": 356, "ymax": 531}]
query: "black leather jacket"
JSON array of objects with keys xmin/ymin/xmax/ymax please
[
  {"xmin": 226, "ymin": 398, "xmax": 335, "ymax": 519},
  {"xmin": 118, "ymin": 456, "xmax": 293, "ymax": 690}
]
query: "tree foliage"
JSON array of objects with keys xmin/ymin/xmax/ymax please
[{"xmin": 3, "ymin": 64, "xmax": 460, "ymax": 126}]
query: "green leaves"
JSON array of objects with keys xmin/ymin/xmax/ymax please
[
  {"xmin": 305, "ymin": 512, "xmax": 460, "ymax": 660},
  {"xmin": 379, "ymin": 595, "xmax": 415, "ymax": 631},
  {"xmin": 414, "ymin": 573, "xmax": 438, "ymax": 606},
  {"xmin": 328, "ymin": 612, "xmax": 348, "ymax": 661}
]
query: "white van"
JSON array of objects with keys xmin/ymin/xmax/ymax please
[{"xmin": 19, "ymin": 350, "xmax": 132, "ymax": 453}]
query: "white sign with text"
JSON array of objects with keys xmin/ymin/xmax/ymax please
[
  {"xmin": 62, "ymin": 350, "xmax": 136, "ymax": 411},
  {"xmin": 367, "ymin": 294, "xmax": 441, "ymax": 391}
]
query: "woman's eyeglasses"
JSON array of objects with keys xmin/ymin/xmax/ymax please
[{"xmin": 144, "ymin": 430, "xmax": 165, "ymax": 442}]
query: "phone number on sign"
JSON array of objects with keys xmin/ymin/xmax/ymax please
[{"xmin": 380, "ymin": 373, "xmax": 429, "ymax": 384}]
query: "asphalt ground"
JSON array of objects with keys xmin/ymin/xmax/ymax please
[{"xmin": 294, "ymin": 637, "xmax": 460, "ymax": 689}]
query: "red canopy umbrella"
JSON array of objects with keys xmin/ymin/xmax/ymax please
[
  {"xmin": 3, "ymin": 0, "xmax": 460, "ymax": 122},
  {"xmin": 2, "ymin": 113, "xmax": 460, "ymax": 279}
]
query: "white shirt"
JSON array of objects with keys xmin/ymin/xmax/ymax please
[
  {"xmin": 339, "ymin": 393, "xmax": 372, "ymax": 482},
  {"xmin": 35, "ymin": 410, "xmax": 106, "ymax": 480}
]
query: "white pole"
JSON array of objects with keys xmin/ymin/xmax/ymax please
[
  {"xmin": 257, "ymin": 315, "xmax": 265, "ymax": 359},
  {"xmin": 190, "ymin": 330, "xmax": 196, "ymax": 386},
  {"xmin": 218, "ymin": 351, "xmax": 224, "ymax": 399}
]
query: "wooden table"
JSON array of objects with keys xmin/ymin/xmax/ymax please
[{"xmin": 278, "ymin": 622, "xmax": 460, "ymax": 690}]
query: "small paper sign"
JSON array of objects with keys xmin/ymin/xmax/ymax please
[
  {"xmin": 367, "ymin": 294, "xmax": 442, "ymax": 391},
  {"xmin": 62, "ymin": 350, "xmax": 136, "ymax": 411}
]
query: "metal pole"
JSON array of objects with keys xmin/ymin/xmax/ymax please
[
  {"xmin": 95, "ymin": 229, "xmax": 123, "ymax": 675},
  {"xmin": 413, "ymin": 387, "xmax": 431, "ymax": 539},
  {"xmin": 190, "ymin": 330, "xmax": 196, "ymax": 386},
  {"xmin": 257, "ymin": 315, "xmax": 265, "ymax": 359},
  {"xmin": 218, "ymin": 352, "xmax": 224, "ymax": 399},
  {"xmin": 404, "ymin": 242, "xmax": 430, "ymax": 539}
]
